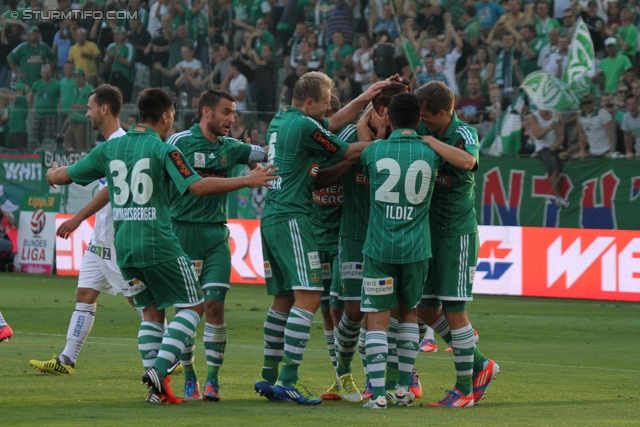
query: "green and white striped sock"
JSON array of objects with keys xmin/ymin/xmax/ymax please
[
  {"xmin": 417, "ymin": 318, "xmax": 428, "ymax": 343},
  {"xmin": 138, "ymin": 320, "xmax": 163, "ymax": 370},
  {"xmin": 279, "ymin": 307, "xmax": 313, "ymax": 387},
  {"xmin": 451, "ymin": 325, "xmax": 475, "ymax": 396},
  {"xmin": 324, "ymin": 328, "xmax": 337, "ymax": 368},
  {"xmin": 261, "ymin": 308, "xmax": 287, "ymax": 383},
  {"xmin": 432, "ymin": 314, "xmax": 452, "ymax": 345},
  {"xmin": 365, "ymin": 331, "xmax": 388, "ymax": 400},
  {"xmin": 385, "ymin": 317, "xmax": 399, "ymax": 390},
  {"xmin": 396, "ymin": 322, "xmax": 419, "ymax": 388},
  {"xmin": 154, "ymin": 310, "xmax": 200, "ymax": 377},
  {"xmin": 336, "ymin": 314, "xmax": 361, "ymax": 377},
  {"xmin": 359, "ymin": 326, "xmax": 368, "ymax": 379},
  {"xmin": 204, "ymin": 323, "xmax": 227, "ymax": 383}
]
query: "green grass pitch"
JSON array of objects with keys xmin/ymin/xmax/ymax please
[{"xmin": 1, "ymin": 273, "xmax": 639, "ymax": 426}]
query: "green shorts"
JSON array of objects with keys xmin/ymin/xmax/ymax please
[
  {"xmin": 422, "ymin": 232, "xmax": 478, "ymax": 302},
  {"xmin": 172, "ymin": 222, "xmax": 231, "ymax": 302},
  {"xmin": 360, "ymin": 255, "xmax": 428, "ymax": 313},
  {"xmin": 120, "ymin": 255, "xmax": 204, "ymax": 310},
  {"xmin": 339, "ymin": 236, "xmax": 365, "ymax": 301},
  {"xmin": 261, "ymin": 217, "xmax": 323, "ymax": 296},
  {"xmin": 319, "ymin": 248, "xmax": 340, "ymax": 311}
]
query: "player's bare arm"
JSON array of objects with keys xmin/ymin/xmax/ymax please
[
  {"xmin": 421, "ymin": 136, "xmax": 477, "ymax": 171},
  {"xmin": 189, "ymin": 164, "xmax": 279, "ymax": 195},
  {"xmin": 315, "ymin": 160, "xmax": 354, "ymax": 189},
  {"xmin": 46, "ymin": 162, "xmax": 73, "ymax": 186},
  {"xmin": 327, "ymin": 80, "xmax": 390, "ymax": 133},
  {"xmin": 57, "ymin": 187, "xmax": 110, "ymax": 240}
]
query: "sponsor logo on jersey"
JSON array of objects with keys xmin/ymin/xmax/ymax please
[
  {"xmin": 308, "ymin": 251, "xmax": 321, "ymax": 269},
  {"xmin": 88, "ymin": 244, "xmax": 112, "ymax": 260},
  {"xmin": 401, "ymin": 130, "xmax": 412, "ymax": 135},
  {"xmin": 126, "ymin": 278, "xmax": 147, "ymax": 296},
  {"xmin": 435, "ymin": 170, "xmax": 452, "ymax": 187},
  {"xmin": 363, "ymin": 277, "xmax": 393, "ymax": 295},
  {"xmin": 309, "ymin": 163, "xmax": 319, "ymax": 177},
  {"xmin": 355, "ymin": 172, "xmax": 369, "ymax": 185},
  {"xmin": 196, "ymin": 168, "xmax": 227, "ymax": 178},
  {"xmin": 321, "ymin": 263, "xmax": 331, "ymax": 280},
  {"xmin": 312, "ymin": 184, "xmax": 343, "ymax": 205},
  {"xmin": 209, "ymin": 152, "xmax": 216, "ymax": 159},
  {"xmin": 192, "ymin": 260, "xmax": 203, "ymax": 277},
  {"xmin": 341, "ymin": 262, "xmax": 363, "ymax": 279},
  {"xmin": 311, "ymin": 130, "xmax": 340, "ymax": 154},
  {"xmin": 169, "ymin": 150, "xmax": 193, "ymax": 178},
  {"xmin": 134, "ymin": 126, "xmax": 147, "ymax": 132},
  {"xmin": 311, "ymin": 271, "xmax": 321, "ymax": 284},
  {"xmin": 194, "ymin": 152, "xmax": 206, "ymax": 167},
  {"xmin": 264, "ymin": 261, "xmax": 272, "ymax": 278}
]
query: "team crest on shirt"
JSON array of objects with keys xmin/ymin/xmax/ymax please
[
  {"xmin": 219, "ymin": 153, "xmax": 228, "ymax": 168},
  {"xmin": 194, "ymin": 152, "xmax": 206, "ymax": 167},
  {"xmin": 311, "ymin": 271, "xmax": 321, "ymax": 284}
]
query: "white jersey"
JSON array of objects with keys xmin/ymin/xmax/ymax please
[
  {"xmin": 533, "ymin": 111, "xmax": 559, "ymax": 153},
  {"xmin": 91, "ymin": 128, "xmax": 126, "ymax": 243},
  {"xmin": 579, "ymin": 107, "xmax": 613, "ymax": 155}
]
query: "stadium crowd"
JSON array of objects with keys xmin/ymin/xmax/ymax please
[{"xmin": 0, "ymin": 0, "xmax": 640, "ymax": 158}]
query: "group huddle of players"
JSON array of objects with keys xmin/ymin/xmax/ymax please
[{"xmin": 34, "ymin": 70, "xmax": 499, "ymax": 409}]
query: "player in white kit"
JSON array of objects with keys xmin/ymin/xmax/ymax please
[{"xmin": 29, "ymin": 85, "xmax": 143, "ymax": 375}]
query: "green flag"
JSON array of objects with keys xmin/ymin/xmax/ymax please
[
  {"xmin": 521, "ymin": 71, "xmax": 581, "ymax": 111},
  {"xmin": 563, "ymin": 17, "xmax": 596, "ymax": 99},
  {"xmin": 481, "ymin": 95, "xmax": 525, "ymax": 155}
]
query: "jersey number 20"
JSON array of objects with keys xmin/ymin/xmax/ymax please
[
  {"xmin": 374, "ymin": 158, "xmax": 432, "ymax": 204},
  {"xmin": 109, "ymin": 159, "xmax": 154, "ymax": 206}
]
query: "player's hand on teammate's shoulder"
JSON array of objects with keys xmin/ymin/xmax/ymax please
[{"xmin": 246, "ymin": 164, "xmax": 280, "ymax": 188}]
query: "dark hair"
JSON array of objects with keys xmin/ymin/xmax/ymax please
[
  {"xmin": 330, "ymin": 93, "xmax": 341, "ymax": 113},
  {"xmin": 182, "ymin": 43, "xmax": 194, "ymax": 51},
  {"xmin": 89, "ymin": 84, "xmax": 123, "ymax": 117},
  {"xmin": 230, "ymin": 59, "xmax": 243, "ymax": 70},
  {"xmin": 372, "ymin": 82, "xmax": 408, "ymax": 111},
  {"xmin": 198, "ymin": 89, "xmax": 236, "ymax": 116},
  {"xmin": 388, "ymin": 93, "xmax": 420, "ymax": 129},
  {"xmin": 415, "ymin": 81, "xmax": 455, "ymax": 115},
  {"xmin": 137, "ymin": 88, "xmax": 176, "ymax": 124},
  {"xmin": 64, "ymin": 60, "xmax": 74, "ymax": 67},
  {"xmin": 465, "ymin": 3, "xmax": 477, "ymax": 16},
  {"xmin": 523, "ymin": 24, "xmax": 536, "ymax": 34}
]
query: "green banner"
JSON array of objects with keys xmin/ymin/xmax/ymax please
[
  {"xmin": 475, "ymin": 156, "xmax": 640, "ymax": 229},
  {"xmin": 0, "ymin": 154, "xmax": 50, "ymax": 224}
]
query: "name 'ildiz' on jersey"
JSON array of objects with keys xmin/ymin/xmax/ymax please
[{"xmin": 385, "ymin": 205, "xmax": 414, "ymax": 220}]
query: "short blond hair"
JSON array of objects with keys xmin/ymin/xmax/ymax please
[{"xmin": 292, "ymin": 71, "xmax": 334, "ymax": 104}]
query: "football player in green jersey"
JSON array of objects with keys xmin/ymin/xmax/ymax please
[
  {"xmin": 47, "ymin": 88, "xmax": 278, "ymax": 404},
  {"xmin": 167, "ymin": 89, "xmax": 268, "ymax": 402},
  {"xmin": 316, "ymin": 82, "xmax": 410, "ymax": 402},
  {"xmin": 415, "ymin": 81, "xmax": 500, "ymax": 408},
  {"xmin": 360, "ymin": 93, "xmax": 441, "ymax": 409},
  {"xmin": 255, "ymin": 72, "xmax": 377, "ymax": 405}
]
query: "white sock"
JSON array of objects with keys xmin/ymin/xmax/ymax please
[
  {"xmin": 426, "ymin": 326, "xmax": 435, "ymax": 341},
  {"xmin": 61, "ymin": 303, "xmax": 96, "ymax": 365},
  {"xmin": 0, "ymin": 311, "xmax": 7, "ymax": 327}
]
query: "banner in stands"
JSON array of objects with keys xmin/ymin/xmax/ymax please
[
  {"xmin": 476, "ymin": 157, "xmax": 640, "ymax": 230},
  {"xmin": 17, "ymin": 193, "xmax": 60, "ymax": 274},
  {"xmin": 41, "ymin": 150, "xmax": 88, "ymax": 168},
  {"xmin": 55, "ymin": 218, "xmax": 640, "ymax": 302},
  {"xmin": 0, "ymin": 154, "xmax": 49, "ymax": 225}
]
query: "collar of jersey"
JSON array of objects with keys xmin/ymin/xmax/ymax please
[
  {"xmin": 283, "ymin": 105, "xmax": 303, "ymax": 115},
  {"xmin": 128, "ymin": 124, "xmax": 160, "ymax": 138},
  {"xmin": 389, "ymin": 128, "xmax": 419, "ymax": 138}
]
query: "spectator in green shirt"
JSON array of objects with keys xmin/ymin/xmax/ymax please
[
  {"xmin": 0, "ymin": 83, "xmax": 28, "ymax": 150},
  {"xmin": 325, "ymin": 30, "xmax": 354, "ymax": 77},
  {"xmin": 6, "ymin": 27, "xmax": 55, "ymax": 88},
  {"xmin": 617, "ymin": 6, "xmax": 638, "ymax": 60},
  {"xmin": 63, "ymin": 69, "xmax": 94, "ymax": 152},
  {"xmin": 593, "ymin": 37, "xmax": 632, "ymax": 95},
  {"xmin": 28, "ymin": 64, "xmax": 61, "ymax": 144},
  {"xmin": 59, "ymin": 61, "xmax": 77, "ymax": 125},
  {"xmin": 100, "ymin": 27, "xmax": 136, "ymax": 104}
]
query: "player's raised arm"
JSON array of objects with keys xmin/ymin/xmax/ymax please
[
  {"xmin": 188, "ymin": 164, "xmax": 279, "ymax": 196},
  {"xmin": 326, "ymin": 80, "xmax": 390, "ymax": 133}
]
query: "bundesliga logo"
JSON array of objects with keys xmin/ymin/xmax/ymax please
[{"xmin": 17, "ymin": 9, "xmax": 139, "ymax": 21}]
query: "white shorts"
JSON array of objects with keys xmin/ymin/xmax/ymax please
[{"xmin": 77, "ymin": 242, "xmax": 131, "ymax": 297}]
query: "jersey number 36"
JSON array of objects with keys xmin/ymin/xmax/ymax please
[{"xmin": 109, "ymin": 159, "xmax": 154, "ymax": 206}]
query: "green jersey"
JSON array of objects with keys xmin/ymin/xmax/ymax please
[
  {"xmin": 59, "ymin": 77, "xmax": 77, "ymax": 114},
  {"xmin": 67, "ymin": 125, "xmax": 201, "ymax": 268},
  {"xmin": 262, "ymin": 106, "xmax": 349, "ymax": 227},
  {"xmin": 8, "ymin": 95, "xmax": 28, "ymax": 134},
  {"xmin": 417, "ymin": 113, "xmax": 480, "ymax": 236},
  {"xmin": 69, "ymin": 83, "xmax": 94, "ymax": 123},
  {"xmin": 107, "ymin": 42, "xmax": 136, "ymax": 82},
  {"xmin": 7, "ymin": 41, "xmax": 55, "ymax": 86},
  {"xmin": 30, "ymin": 78, "xmax": 60, "ymax": 116},
  {"xmin": 361, "ymin": 129, "xmax": 441, "ymax": 264},
  {"xmin": 185, "ymin": 8, "xmax": 208, "ymax": 45},
  {"xmin": 520, "ymin": 37, "xmax": 546, "ymax": 77},
  {"xmin": 168, "ymin": 123, "xmax": 265, "ymax": 225},
  {"xmin": 338, "ymin": 124, "xmax": 370, "ymax": 241}
]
